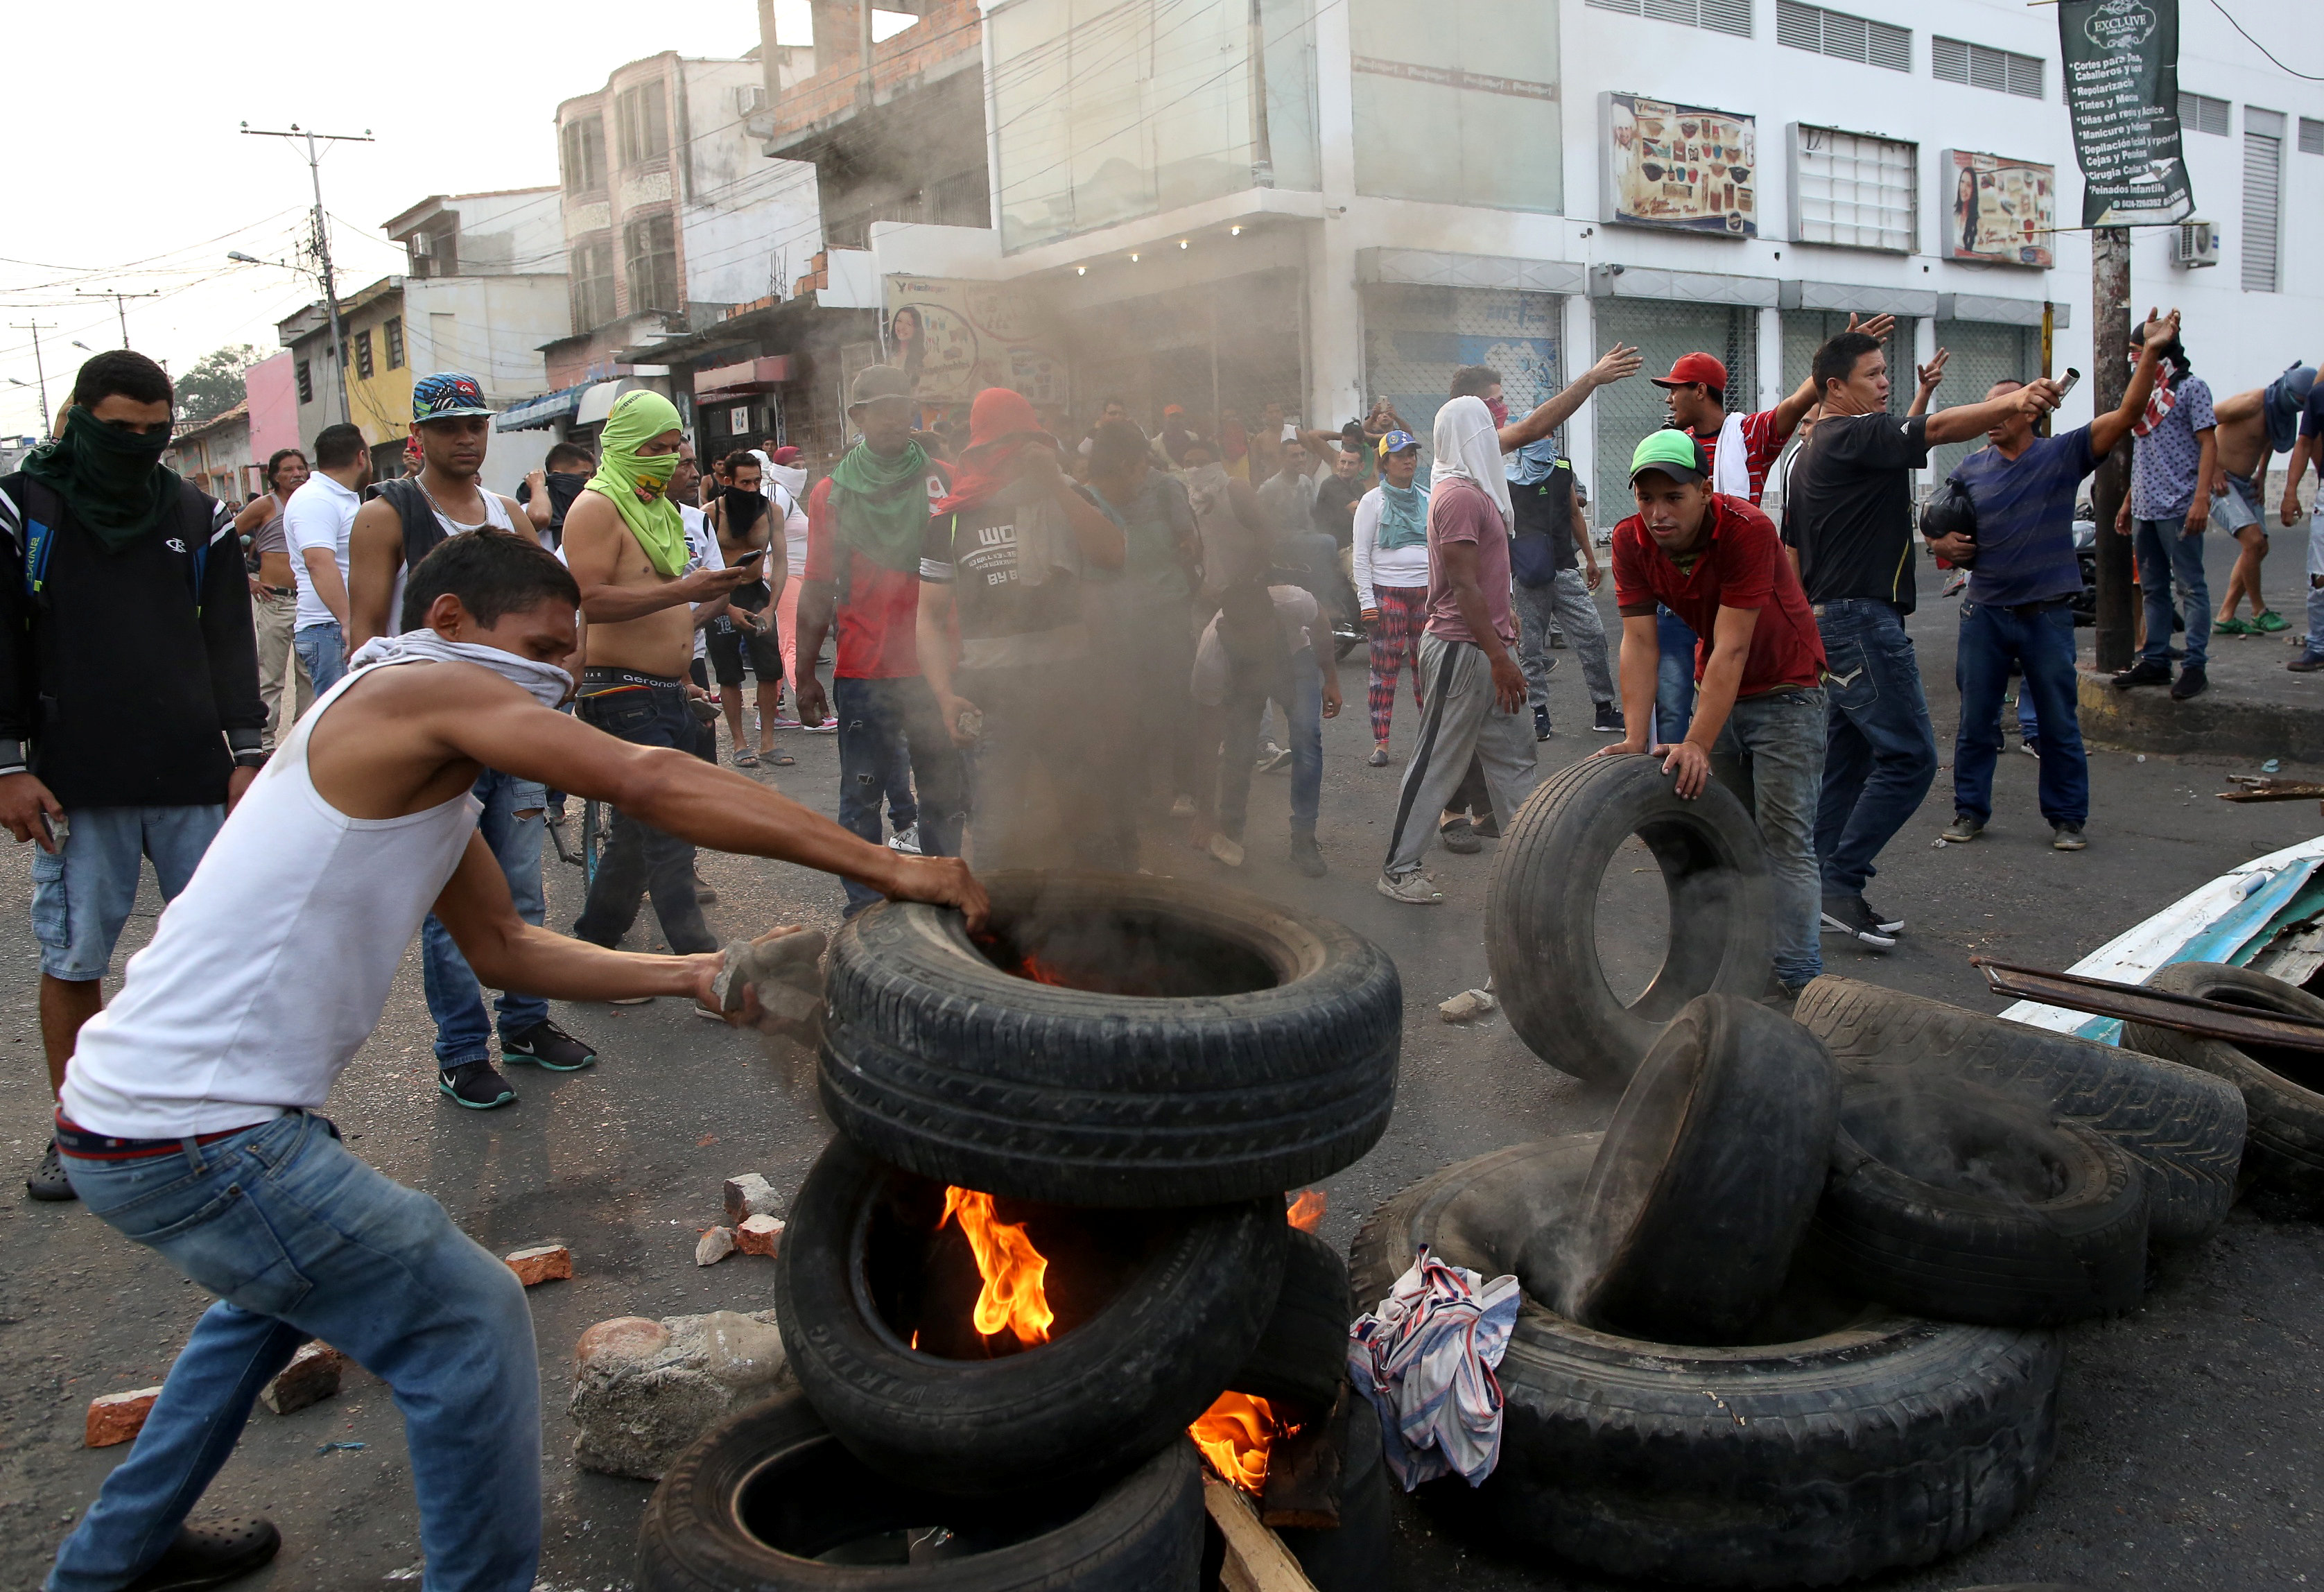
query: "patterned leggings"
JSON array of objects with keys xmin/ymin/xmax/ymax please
[{"xmin": 1367, "ymin": 584, "xmax": 1430, "ymax": 742}]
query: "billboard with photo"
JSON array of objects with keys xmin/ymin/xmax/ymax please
[
  {"xmin": 880, "ymin": 277, "xmax": 1072, "ymax": 418},
  {"xmin": 1943, "ymin": 150, "xmax": 2058, "ymax": 268},
  {"xmin": 1602, "ymin": 93, "xmax": 1757, "ymax": 237}
]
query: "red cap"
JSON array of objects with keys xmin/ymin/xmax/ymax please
[
  {"xmin": 770, "ymin": 446, "xmax": 800, "ymax": 465},
  {"xmin": 1650, "ymin": 352, "xmax": 1728, "ymax": 393}
]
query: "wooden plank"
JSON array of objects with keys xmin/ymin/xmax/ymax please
[{"xmin": 1204, "ymin": 1475, "xmax": 1318, "ymax": 1592}]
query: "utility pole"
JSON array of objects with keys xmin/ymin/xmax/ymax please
[
  {"xmin": 241, "ymin": 122, "xmax": 373, "ymax": 427},
  {"xmin": 2089, "ymin": 227, "xmax": 2134, "ymax": 673},
  {"xmin": 74, "ymin": 288, "xmax": 160, "ymax": 348},
  {"xmin": 10, "ymin": 320, "xmax": 55, "ymax": 434}
]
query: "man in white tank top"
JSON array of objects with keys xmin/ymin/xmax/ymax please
[{"xmin": 42, "ymin": 531, "xmax": 989, "ymax": 1592}]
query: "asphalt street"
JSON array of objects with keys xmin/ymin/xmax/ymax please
[{"xmin": 1, "ymin": 544, "xmax": 2318, "ymax": 1591}]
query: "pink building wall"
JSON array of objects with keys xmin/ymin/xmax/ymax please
[{"xmin": 245, "ymin": 352, "xmax": 301, "ymax": 461}]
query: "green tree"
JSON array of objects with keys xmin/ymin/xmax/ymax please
[{"xmin": 174, "ymin": 344, "xmax": 262, "ymax": 427}]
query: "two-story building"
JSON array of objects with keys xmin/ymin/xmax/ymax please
[{"xmin": 168, "ymin": 401, "xmax": 257, "ymax": 505}]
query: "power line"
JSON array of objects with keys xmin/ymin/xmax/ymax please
[
  {"xmin": 76, "ymin": 288, "xmax": 160, "ymax": 349},
  {"xmin": 241, "ymin": 122, "xmax": 377, "ymax": 426},
  {"xmin": 2208, "ymin": 0, "xmax": 2324, "ymax": 80},
  {"xmin": 8, "ymin": 322, "xmax": 56, "ymax": 433}
]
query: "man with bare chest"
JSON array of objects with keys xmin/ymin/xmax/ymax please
[
  {"xmin": 562, "ymin": 391, "xmax": 752, "ymax": 956},
  {"xmin": 2208, "ymin": 363, "xmax": 2316, "ymax": 635},
  {"xmin": 705, "ymin": 450, "xmax": 787, "ymax": 765}
]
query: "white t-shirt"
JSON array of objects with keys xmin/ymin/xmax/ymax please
[
  {"xmin": 1351, "ymin": 487, "xmax": 1431, "ymax": 611},
  {"xmin": 682, "ymin": 503, "xmax": 723, "ymax": 663},
  {"xmin": 283, "ymin": 472, "xmax": 361, "ymax": 630}
]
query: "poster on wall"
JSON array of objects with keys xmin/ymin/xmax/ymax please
[
  {"xmin": 881, "ymin": 277, "xmax": 1071, "ymax": 419},
  {"xmin": 1943, "ymin": 151, "xmax": 2058, "ymax": 268},
  {"xmin": 1602, "ymin": 93, "xmax": 1756, "ymax": 237},
  {"xmin": 2056, "ymin": 0, "xmax": 2193, "ymax": 226}
]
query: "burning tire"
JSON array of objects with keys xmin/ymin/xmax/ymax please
[
  {"xmin": 2123, "ymin": 962, "xmax": 2324, "ymax": 1205},
  {"xmin": 819, "ymin": 869, "xmax": 1401, "ymax": 1208},
  {"xmin": 1229, "ymin": 1227, "xmax": 1351, "ymax": 1417},
  {"xmin": 1794, "ymin": 975, "xmax": 2244, "ymax": 1244},
  {"xmin": 1486, "ymin": 754, "xmax": 1771, "ymax": 1086},
  {"xmin": 1570, "ymin": 994, "xmax": 1839, "ymax": 1343},
  {"xmin": 1352, "ymin": 1139, "xmax": 2062, "ymax": 1588},
  {"xmin": 776, "ymin": 1134, "xmax": 1286, "ymax": 1499},
  {"xmin": 1804, "ymin": 1082, "xmax": 2149, "ymax": 1327},
  {"xmin": 638, "ymin": 1390, "xmax": 1203, "ymax": 1591}
]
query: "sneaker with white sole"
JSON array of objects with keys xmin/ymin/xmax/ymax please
[
  {"xmin": 1941, "ymin": 813, "xmax": 1983, "ymax": 843},
  {"xmin": 2052, "ymin": 823, "xmax": 2088, "ymax": 851},
  {"xmin": 502, "ymin": 1021, "xmax": 597, "ymax": 1071},
  {"xmin": 1819, "ymin": 893, "xmax": 1897, "ymax": 949},
  {"xmin": 887, "ymin": 824, "xmax": 922, "ymax": 855},
  {"xmin": 1376, "ymin": 869, "xmax": 1444, "ymax": 904},
  {"xmin": 1593, "ymin": 701, "xmax": 1625, "ymax": 734}
]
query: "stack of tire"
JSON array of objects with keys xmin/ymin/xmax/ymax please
[{"xmin": 639, "ymin": 872, "xmax": 1404, "ymax": 1591}]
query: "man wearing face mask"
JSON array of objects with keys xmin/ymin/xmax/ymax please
[
  {"xmin": 563, "ymin": 391, "xmax": 755, "ymax": 959},
  {"xmin": 0, "ymin": 353, "xmax": 264, "ymax": 1202}
]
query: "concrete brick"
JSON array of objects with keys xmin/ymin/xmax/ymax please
[
  {"xmin": 569, "ymin": 1309, "xmax": 793, "ymax": 1480},
  {"xmin": 261, "ymin": 1342, "xmax": 344, "ymax": 1416},
  {"xmin": 735, "ymin": 1214, "xmax": 785, "ymax": 1257},
  {"xmin": 86, "ymin": 1387, "xmax": 163, "ymax": 1448},
  {"xmin": 505, "ymin": 1245, "xmax": 573, "ymax": 1286},
  {"xmin": 722, "ymin": 1173, "xmax": 781, "ymax": 1225},
  {"xmin": 695, "ymin": 1226, "xmax": 736, "ymax": 1265}
]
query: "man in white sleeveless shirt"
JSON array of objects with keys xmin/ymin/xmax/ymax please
[{"xmin": 45, "ymin": 532, "xmax": 985, "ymax": 1592}]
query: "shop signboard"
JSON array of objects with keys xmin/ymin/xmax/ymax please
[
  {"xmin": 1943, "ymin": 150, "xmax": 2058, "ymax": 268},
  {"xmin": 880, "ymin": 277, "xmax": 1071, "ymax": 417},
  {"xmin": 2057, "ymin": 0, "xmax": 2194, "ymax": 226},
  {"xmin": 1602, "ymin": 93, "xmax": 1757, "ymax": 238}
]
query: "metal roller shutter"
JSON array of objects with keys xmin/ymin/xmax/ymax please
[
  {"xmin": 1927, "ymin": 320, "xmax": 2035, "ymax": 483},
  {"xmin": 2243, "ymin": 128, "xmax": 2282, "ymax": 293},
  {"xmin": 1361, "ymin": 284, "xmax": 1566, "ymax": 474},
  {"xmin": 1589, "ymin": 298, "xmax": 1757, "ymax": 512}
]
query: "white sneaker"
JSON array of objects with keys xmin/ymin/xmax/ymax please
[
  {"xmin": 1376, "ymin": 869, "xmax": 1444, "ymax": 905},
  {"xmin": 1208, "ymin": 833, "xmax": 1246, "ymax": 867},
  {"xmin": 887, "ymin": 824, "xmax": 922, "ymax": 856}
]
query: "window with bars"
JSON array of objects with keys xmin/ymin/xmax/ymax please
[
  {"xmin": 624, "ymin": 213, "xmax": 679, "ymax": 314},
  {"xmin": 383, "ymin": 317, "xmax": 404, "ymax": 370},
  {"xmin": 2300, "ymin": 117, "xmax": 2323, "ymax": 157},
  {"xmin": 1931, "ymin": 36, "xmax": 2040, "ymax": 98},
  {"xmin": 2180, "ymin": 92, "xmax": 2230, "ymax": 137},
  {"xmin": 1793, "ymin": 125, "xmax": 1916, "ymax": 252},
  {"xmin": 1776, "ymin": 1, "xmax": 1909, "ymax": 70},
  {"xmin": 353, "ymin": 328, "xmax": 374, "ymax": 381},
  {"xmin": 562, "ymin": 116, "xmax": 606, "ymax": 194},
  {"xmin": 1585, "ymin": 0, "xmax": 1753, "ymax": 37},
  {"xmin": 616, "ymin": 80, "xmax": 669, "ymax": 167},
  {"xmin": 570, "ymin": 239, "xmax": 615, "ymax": 331},
  {"xmin": 2244, "ymin": 119, "xmax": 2282, "ymax": 293}
]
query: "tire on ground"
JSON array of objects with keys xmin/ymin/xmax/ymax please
[
  {"xmin": 1571, "ymin": 994, "xmax": 1839, "ymax": 1342},
  {"xmin": 1487, "ymin": 754, "xmax": 1771, "ymax": 1086},
  {"xmin": 2124, "ymin": 962, "xmax": 2324, "ymax": 1204},
  {"xmin": 1794, "ymin": 974, "xmax": 2244, "ymax": 1243},
  {"xmin": 1229, "ymin": 1227, "xmax": 1351, "ymax": 1416},
  {"xmin": 638, "ymin": 1390, "xmax": 1203, "ymax": 1591},
  {"xmin": 1276, "ymin": 1394, "xmax": 1390, "ymax": 1592},
  {"xmin": 1353, "ymin": 1139, "xmax": 2062, "ymax": 1589},
  {"xmin": 776, "ymin": 1134, "xmax": 1286, "ymax": 1498},
  {"xmin": 820, "ymin": 869, "xmax": 1401, "ymax": 1207}
]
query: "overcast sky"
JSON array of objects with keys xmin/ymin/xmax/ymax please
[{"xmin": 0, "ymin": 1, "xmax": 831, "ymax": 438}]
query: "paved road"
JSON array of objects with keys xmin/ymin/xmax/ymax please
[{"xmin": 1, "ymin": 551, "xmax": 2318, "ymax": 1591}]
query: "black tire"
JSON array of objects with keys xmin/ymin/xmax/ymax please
[
  {"xmin": 776, "ymin": 1135, "xmax": 1286, "ymax": 1498},
  {"xmin": 639, "ymin": 1390, "xmax": 1204, "ymax": 1591},
  {"xmin": 820, "ymin": 869, "xmax": 1401, "ymax": 1207},
  {"xmin": 1276, "ymin": 1394, "xmax": 1389, "ymax": 1592},
  {"xmin": 1487, "ymin": 754, "xmax": 1771, "ymax": 1085},
  {"xmin": 1794, "ymin": 975, "xmax": 2245, "ymax": 1244},
  {"xmin": 1352, "ymin": 1139, "xmax": 2063, "ymax": 1588},
  {"xmin": 1806, "ymin": 1081, "xmax": 2149, "ymax": 1327},
  {"xmin": 1228, "ymin": 1228, "xmax": 1350, "ymax": 1417},
  {"xmin": 2124, "ymin": 962, "xmax": 2324, "ymax": 1204},
  {"xmin": 1572, "ymin": 995, "xmax": 1839, "ymax": 1343}
]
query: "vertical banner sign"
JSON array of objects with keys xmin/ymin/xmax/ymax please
[{"xmin": 2058, "ymin": 0, "xmax": 2194, "ymax": 225}]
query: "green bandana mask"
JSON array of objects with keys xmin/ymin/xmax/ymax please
[
  {"xmin": 21, "ymin": 408, "xmax": 179, "ymax": 551},
  {"xmin": 828, "ymin": 440, "xmax": 930, "ymax": 573},
  {"xmin": 584, "ymin": 390, "xmax": 687, "ymax": 578}
]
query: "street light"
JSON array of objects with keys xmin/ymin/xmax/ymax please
[{"xmin": 71, "ymin": 340, "xmax": 93, "ymax": 352}]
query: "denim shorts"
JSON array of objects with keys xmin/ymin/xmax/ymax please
[{"xmin": 31, "ymin": 806, "xmax": 224, "ymax": 982}]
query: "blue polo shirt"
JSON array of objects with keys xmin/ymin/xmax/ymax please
[{"xmin": 1949, "ymin": 425, "xmax": 2097, "ymax": 607}]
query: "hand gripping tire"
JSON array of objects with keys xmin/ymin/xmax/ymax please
[
  {"xmin": 774, "ymin": 1134, "xmax": 1286, "ymax": 1498},
  {"xmin": 1805, "ymin": 1081, "xmax": 2149, "ymax": 1327},
  {"xmin": 1794, "ymin": 975, "xmax": 2244, "ymax": 1244},
  {"xmin": 1570, "ymin": 995, "xmax": 1839, "ymax": 1343},
  {"xmin": 1351, "ymin": 1139, "xmax": 2062, "ymax": 1589},
  {"xmin": 819, "ymin": 869, "xmax": 1401, "ymax": 1207},
  {"xmin": 1229, "ymin": 1227, "xmax": 1351, "ymax": 1417},
  {"xmin": 1487, "ymin": 754, "xmax": 1771, "ymax": 1085},
  {"xmin": 638, "ymin": 1390, "xmax": 1204, "ymax": 1591},
  {"xmin": 2123, "ymin": 962, "xmax": 2324, "ymax": 1204}
]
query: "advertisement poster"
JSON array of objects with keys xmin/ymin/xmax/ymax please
[
  {"xmin": 1604, "ymin": 94, "xmax": 1757, "ymax": 237},
  {"xmin": 2058, "ymin": 0, "xmax": 2194, "ymax": 226},
  {"xmin": 1944, "ymin": 151, "xmax": 2058, "ymax": 267},
  {"xmin": 881, "ymin": 277, "xmax": 1070, "ymax": 416}
]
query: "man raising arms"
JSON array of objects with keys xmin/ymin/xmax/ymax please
[{"xmin": 2201, "ymin": 362, "xmax": 2314, "ymax": 637}]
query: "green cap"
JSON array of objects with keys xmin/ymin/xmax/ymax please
[{"xmin": 1629, "ymin": 429, "xmax": 1707, "ymax": 485}]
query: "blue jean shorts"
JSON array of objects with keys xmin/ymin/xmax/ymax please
[{"xmin": 30, "ymin": 805, "xmax": 224, "ymax": 982}]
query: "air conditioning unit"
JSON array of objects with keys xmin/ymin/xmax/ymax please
[
  {"xmin": 736, "ymin": 86, "xmax": 767, "ymax": 116},
  {"xmin": 2172, "ymin": 218, "xmax": 2219, "ymax": 269},
  {"xmin": 408, "ymin": 232, "xmax": 433, "ymax": 258}
]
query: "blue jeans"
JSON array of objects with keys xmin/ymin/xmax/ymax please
[
  {"xmin": 1710, "ymin": 686, "xmax": 1829, "ymax": 990},
  {"xmin": 293, "ymin": 619, "xmax": 346, "ymax": 700},
  {"xmin": 1813, "ymin": 599, "xmax": 1938, "ymax": 897},
  {"xmin": 1655, "ymin": 607, "xmax": 1698, "ymax": 743},
  {"xmin": 52, "ymin": 1114, "xmax": 539, "ymax": 1592},
  {"xmin": 1954, "ymin": 600, "xmax": 2088, "ymax": 829},
  {"xmin": 2134, "ymin": 517, "xmax": 2210, "ymax": 670},
  {"xmin": 31, "ymin": 806, "xmax": 223, "ymax": 981},
  {"xmin": 1215, "ymin": 648, "xmax": 1324, "ymax": 842},
  {"xmin": 572, "ymin": 676, "xmax": 714, "ymax": 953},
  {"xmin": 833, "ymin": 675, "xmax": 967, "ymax": 915},
  {"xmin": 421, "ymin": 770, "xmax": 550, "ymax": 1063}
]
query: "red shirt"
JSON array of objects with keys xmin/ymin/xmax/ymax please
[
  {"xmin": 1694, "ymin": 408, "xmax": 1788, "ymax": 504},
  {"xmin": 802, "ymin": 462, "xmax": 952, "ymax": 679},
  {"xmin": 1612, "ymin": 494, "xmax": 1825, "ymax": 696}
]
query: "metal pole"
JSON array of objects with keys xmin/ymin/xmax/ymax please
[
  {"xmin": 10, "ymin": 322, "xmax": 55, "ymax": 433},
  {"xmin": 73, "ymin": 290, "xmax": 158, "ymax": 348},
  {"xmin": 241, "ymin": 124, "xmax": 372, "ymax": 429},
  {"xmin": 2038, "ymin": 300, "xmax": 2054, "ymax": 438},
  {"xmin": 2090, "ymin": 226, "xmax": 2134, "ymax": 672}
]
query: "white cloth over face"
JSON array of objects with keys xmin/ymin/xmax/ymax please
[
  {"xmin": 348, "ymin": 628, "xmax": 576, "ymax": 709},
  {"xmin": 1346, "ymin": 1244, "xmax": 1522, "ymax": 1490},
  {"xmin": 1711, "ymin": 410, "xmax": 1752, "ymax": 497},
  {"xmin": 1431, "ymin": 396, "xmax": 1513, "ymax": 536}
]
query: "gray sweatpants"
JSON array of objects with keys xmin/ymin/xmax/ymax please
[
  {"xmin": 1383, "ymin": 633, "xmax": 1541, "ymax": 876},
  {"xmin": 1513, "ymin": 570, "xmax": 1615, "ymax": 712}
]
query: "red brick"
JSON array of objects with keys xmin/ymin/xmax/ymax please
[
  {"xmin": 260, "ymin": 1342, "xmax": 344, "ymax": 1416},
  {"xmin": 735, "ymin": 1215, "xmax": 785, "ymax": 1257},
  {"xmin": 85, "ymin": 1387, "xmax": 162, "ymax": 1448},
  {"xmin": 505, "ymin": 1245, "xmax": 573, "ymax": 1286}
]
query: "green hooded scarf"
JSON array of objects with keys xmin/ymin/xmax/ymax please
[
  {"xmin": 21, "ymin": 407, "xmax": 180, "ymax": 551},
  {"xmin": 584, "ymin": 390, "xmax": 687, "ymax": 578}
]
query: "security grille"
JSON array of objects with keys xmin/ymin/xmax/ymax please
[
  {"xmin": 1777, "ymin": 1, "xmax": 1909, "ymax": 71},
  {"xmin": 1925, "ymin": 320, "xmax": 2035, "ymax": 484},
  {"xmin": 1362, "ymin": 284, "xmax": 1566, "ymax": 476},
  {"xmin": 2180, "ymin": 93, "xmax": 2231, "ymax": 137},
  {"xmin": 1586, "ymin": 0, "xmax": 1753, "ymax": 38},
  {"xmin": 1589, "ymin": 298, "xmax": 1756, "ymax": 514},
  {"xmin": 2243, "ymin": 126, "xmax": 2282, "ymax": 293},
  {"xmin": 1932, "ymin": 36, "xmax": 2042, "ymax": 98}
]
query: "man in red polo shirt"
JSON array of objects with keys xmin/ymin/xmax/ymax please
[{"xmin": 1604, "ymin": 430, "xmax": 1828, "ymax": 998}]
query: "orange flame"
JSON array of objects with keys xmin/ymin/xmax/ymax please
[
  {"xmin": 1286, "ymin": 1190, "xmax": 1326, "ymax": 1232},
  {"xmin": 1189, "ymin": 1391, "xmax": 1295, "ymax": 1492},
  {"xmin": 1018, "ymin": 953, "xmax": 1073, "ymax": 987},
  {"xmin": 939, "ymin": 1187, "xmax": 1055, "ymax": 1346}
]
